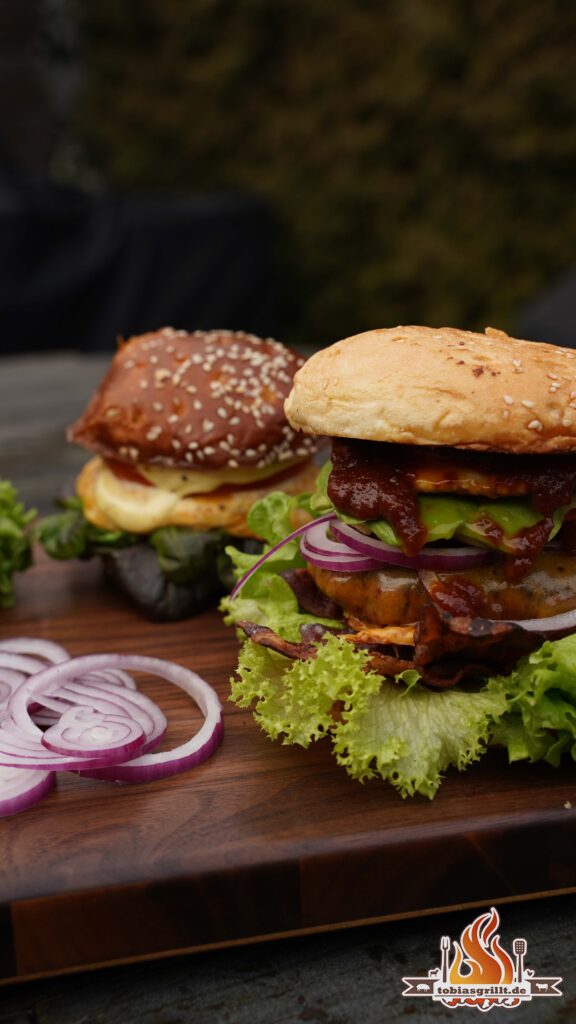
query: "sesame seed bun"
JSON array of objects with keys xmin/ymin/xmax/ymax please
[
  {"xmin": 284, "ymin": 325, "xmax": 576, "ymax": 454},
  {"xmin": 69, "ymin": 327, "xmax": 318, "ymax": 470}
]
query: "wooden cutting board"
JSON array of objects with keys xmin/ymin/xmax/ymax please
[{"xmin": 1, "ymin": 554, "xmax": 575, "ymax": 985}]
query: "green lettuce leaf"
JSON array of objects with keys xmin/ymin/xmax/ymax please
[
  {"xmin": 0, "ymin": 480, "xmax": 36, "ymax": 608},
  {"xmin": 488, "ymin": 635, "xmax": 576, "ymax": 766},
  {"xmin": 232, "ymin": 632, "xmax": 510, "ymax": 798},
  {"xmin": 36, "ymin": 497, "xmax": 136, "ymax": 559}
]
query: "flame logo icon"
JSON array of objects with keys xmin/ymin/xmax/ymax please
[
  {"xmin": 449, "ymin": 907, "xmax": 515, "ymax": 984},
  {"xmin": 445, "ymin": 907, "xmax": 520, "ymax": 1009}
]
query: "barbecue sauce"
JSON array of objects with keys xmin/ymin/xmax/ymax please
[{"xmin": 327, "ymin": 438, "xmax": 576, "ymax": 576}]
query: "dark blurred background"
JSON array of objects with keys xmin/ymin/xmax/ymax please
[{"xmin": 2, "ymin": 0, "xmax": 576, "ymax": 353}]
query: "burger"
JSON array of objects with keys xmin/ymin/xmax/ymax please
[
  {"xmin": 38, "ymin": 327, "xmax": 318, "ymax": 619},
  {"xmin": 223, "ymin": 326, "xmax": 576, "ymax": 797}
]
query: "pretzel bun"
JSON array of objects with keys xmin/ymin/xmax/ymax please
[
  {"xmin": 70, "ymin": 327, "xmax": 318, "ymax": 469},
  {"xmin": 284, "ymin": 325, "xmax": 576, "ymax": 453}
]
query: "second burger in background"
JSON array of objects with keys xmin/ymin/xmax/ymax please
[{"xmin": 38, "ymin": 327, "xmax": 318, "ymax": 619}]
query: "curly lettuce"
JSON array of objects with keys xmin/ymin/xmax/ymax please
[{"xmin": 0, "ymin": 480, "xmax": 35, "ymax": 607}]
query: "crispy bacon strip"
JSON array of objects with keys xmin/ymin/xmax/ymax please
[
  {"xmin": 342, "ymin": 624, "xmax": 416, "ymax": 646},
  {"xmin": 237, "ymin": 594, "xmax": 544, "ymax": 688},
  {"xmin": 413, "ymin": 601, "xmax": 544, "ymax": 687},
  {"xmin": 238, "ymin": 619, "xmax": 416, "ymax": 678},
  {"xmin": 237, "ymin": 621, "xmax": 318, "ymax": 660}
]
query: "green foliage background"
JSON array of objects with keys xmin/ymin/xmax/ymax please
[{"xmin": 77, "ymin": 0, "xmax": 576, "ymax": 345}]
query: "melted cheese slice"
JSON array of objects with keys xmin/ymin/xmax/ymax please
[
  {"xmin": 94, "ymin": 467, "xmax": 180, "ymax": 532},
  {"xmin": 140, "ymin": 459, "xmax": 301, "ymax": 495},
  {"xmin": 77, "ymin": 457, "xmax": 318, "ymax": 536}
]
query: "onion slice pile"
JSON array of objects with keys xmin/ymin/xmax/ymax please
[{"xmin": 0, "ymin": 643, "xmax": 223, "ymax": 817}]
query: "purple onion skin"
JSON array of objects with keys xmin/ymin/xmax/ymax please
[{"xmin": 79, "ymin": 719, "xmax": 224, "ymax": 784}]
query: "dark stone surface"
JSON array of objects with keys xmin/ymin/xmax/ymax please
[{"xmin": 1, "ymin": 896, "xmax": 575, "ymax": 1023}]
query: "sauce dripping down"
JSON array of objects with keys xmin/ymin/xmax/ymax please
[{"xmin": 327, "ymin": 439, "xmax": 576, "ymax": 576}]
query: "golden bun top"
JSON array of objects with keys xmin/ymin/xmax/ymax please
[
  {"xmin": 284, "ymin": 325, "xmax": 576, "ymax": 453},
  {"xmin": 69, "ymin": 327, "xmax": 318, "ymax": 470}
]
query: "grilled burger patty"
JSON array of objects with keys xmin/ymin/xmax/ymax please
[{"xmin": 308, "ymin": 550, "xmax": 576, "ymax": 626}]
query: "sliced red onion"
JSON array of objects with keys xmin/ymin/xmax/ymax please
[
  {"xmin": 0, "ymin": 765, "xmax": 54, "ymax": 818},
  {"xmin": 41, "ymin": 706, "xmax": 147, "ymax": 760},
  {"xmin": 0, "ymin": 673, "xmax": 168, "ymax": 770},
  {"xmin": 0, "ymin": 669, "xmax": 26, "ymax": 706},
  {"xmin": 3, "ymin": 654, "xmax": 222, "ymax": 783},
  {"xmin": 30, "ymin": 670, "xmax": 139, "ymax": 726},
  {"xmin": 330, "ymin": 520, "xmax": 497, "ymax": 570},
  {"xmin": 0, "ymin": 638, "xmax": 69, "ymax": 663},
  {"xmin": 300, "ymin": 528, "xmax": 385, "ymax": 572},
  {"xmin": 230, "ymin": 513, "xmax": 336, "ymax": 599}
]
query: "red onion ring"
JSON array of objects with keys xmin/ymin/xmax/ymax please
[
  {"xmin": 0, "ymin": 765, "xmax": 54, "ymax": 818},
  {"xmin": 0, "ymin": 676, "xmax": 168, "ymax": 769},
  {"xmin": 330, "ymin": 520, "xmax": 497, "ymax": 570},
  {"xmin": 230, "ymin": 513, "xmax": 336, "ymax": 599},
  {"xmin": 0, "ymin": 638, "xmax": 69, "ymax": 663},
  {"xmin": 41, "ymin": 706, "xmax": 148, "ymax": 760},
  {"xmin": 4, "ymin": 653, "xmax": 222, "ymax": 783},
  {"xmin": 300, "ymin": 523, "xmax": 385, "ymax": 572}
]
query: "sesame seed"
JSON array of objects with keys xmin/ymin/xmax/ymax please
[
  {"xmin": 145, "ymin": 426, "xmax": 162, "ymax": 441},
  {"xmin": 187, "ymin": 441, "xmax": 198, "ymax": 450},
  {"xmin": 513, "ymin": 359, "xmax": 522, "ymax": 367},
  {"xmin": 193, "ymin": 400, "xmax": 203, "ymax": 410},
  {"xmin": 562, "ymin": 416, "xmax": 573, "ymax": 427},
  {"xmin": 204, "ymin": 446, "xmax": 215, "ymax": 456},
  {"xmin": 547, "ymin": 373, "xmax": 559, "ymax": 380},
  {"xmin": 217, "ymin": 408, "xmax": 227, "ymax": 419},
  {"xmin": 168, "ymin": 414, "xmax": 179, "ymax": 423},
  {"xmin": 139, "ymin": 379, "xmax": 149, "ymax": 389},
  {"xmin": 202, "ymin": 419, "xmax": 214, "ymax": 432},
  {"xmin": 527, "ymin": 419, "xmax": 543, "ymax": 431},
  {"xmin": 228, "ymin": 459, "xmax": 239, "ymax": 468},
  {"xmin": 503, "ymin": 395, "xmax": 514, "ymax": 405},
  {"xmin": 171, "ymin": 439, "xmax": 182, "ymax": 450},
  {"xmin": 521, "ymin": 399, "xmax": 535, "ymax": 408},
  {"xmin": 123, "ymin": 359, "xmax": 135, "ymax": 369},
  {"xmin": 153, "ymin": 402, "xmax": 164, "ymax": 412},
  {"xmin": 186, "ymin": 385, "xmax": 197, "ymax": 394}
]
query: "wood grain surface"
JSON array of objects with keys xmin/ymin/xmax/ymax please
[{"xmin": 1, "ymin": 553, "xmax": 575, "ymax": 985}]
